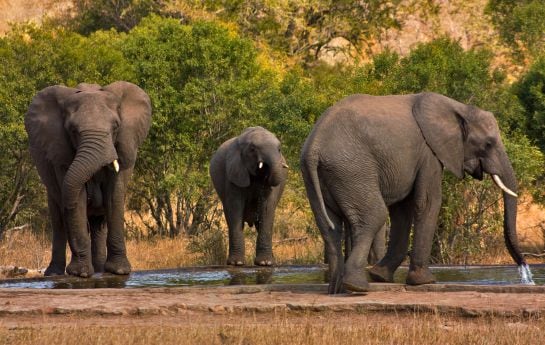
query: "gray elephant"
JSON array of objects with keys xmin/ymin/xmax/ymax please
[
  {"xmin": 301, "ymin": 92, "xmax": 526, "ymax": 294},
  {"xmin": 210, "ymin": 127, "xmax": 288, "ymax": 266},
  {"xmin": 25, "ymin": 81, "xmax": 152, "ymax": 277}
]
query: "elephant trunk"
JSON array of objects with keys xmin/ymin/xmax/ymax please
[
  {"xmin": 266, "ymin": 155, "xmax": 287, "ymax": 187},
  {"xmin": 496, "ymin": 154, "xmax": 525, "ymax": 267},
  {"xmin": 63, "ymin": 131, "xmax": 118, "ymax": 209}
]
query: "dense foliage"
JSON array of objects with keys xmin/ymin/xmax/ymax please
[{"xmin": 0, "ymin": 0, "xmax": 544, "ymax": 263}]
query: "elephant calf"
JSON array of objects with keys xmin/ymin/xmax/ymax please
[
  {"xmin": 210, "ymin": 127, "xmax": 288, "ymax": 266},
  {"xmin": 25, "ymin": 82, "xmax": 152, "ymax": 277}
]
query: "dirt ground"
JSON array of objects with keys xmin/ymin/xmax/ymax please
[{"xmin": 1, "ymin": 282, "xmax": 544, "ymax": 328}]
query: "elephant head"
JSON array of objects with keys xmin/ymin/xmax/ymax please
[
  {"xmin": 25, "ymin": 81, "xmax": 151, "ymax": 210},
  {"xmin": 413, "ymin": 92, "xmax": 524, "ymax": 266},
  {"xmin": 227, "ymin": 126, "xmax": 288, "ymax": 188}
]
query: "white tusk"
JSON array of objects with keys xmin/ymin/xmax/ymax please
[
  {"xmin": 113, "ymin": 160, "xmax": 120, "ymax": 173},
  {"xmin": 258, "ymin": 161, "xmax": 263, "ymax": 169},
  {"xmin": 492, "ymin": 174, "xmax": 517, "ymax": 197},
  {"xmin": 282, "ymin": 163, "xmax": 289, "ymax": 169}
]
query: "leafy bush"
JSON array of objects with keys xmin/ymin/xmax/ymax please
[{"xmin": 486, "ymin": 0, "xmax": 545, "ymax": 59}]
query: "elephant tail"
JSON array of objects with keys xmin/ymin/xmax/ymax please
[{"xmin": 301, "ymin": 153, "xmax": 335, "ymax": 231}]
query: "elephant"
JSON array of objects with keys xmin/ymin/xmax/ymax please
[
  {"xmin": 25, "ymin": 81, "xmax": 152, "ymax": 277},
  {"xmin": 300, "ymin": 92, "xmax": 526, "ymax": 294},
  {"xmin": 210, "ymin": 126, "xmax": 288, "ymax": 266}
]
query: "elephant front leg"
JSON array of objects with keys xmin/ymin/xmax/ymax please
[
  {"xmin": 45, "ymin": 196, "xmax": 67, "ymax": 276},
  {"xmin": 254, "ymin": 207, "xmax": 274, "ymax": 266},
  {"xmin": 224, "ymin": 195, "xmax": 245, "ymax": 266},
  {"xmin": 90, "ymin": 215, "xmax": 107, "ymax": 273},
  {"xmin": 406, "ymin": 166, "xmax": 442, "ymax": 286},
  {"xmin": 65, "ymin": 189, "xmax": 94, "ymax": 278},
  {"xmin": 104, "ymin": 171, "xmax": 131, "ymax": 275}
]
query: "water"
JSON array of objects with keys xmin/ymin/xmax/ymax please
[{"xmin": 0, "ymin": 264, "xmax": 543, "ymax": 289}]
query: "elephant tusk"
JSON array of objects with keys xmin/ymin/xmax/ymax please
[
  {"xmin": 492, "ymin": 174, "xmax": 517, "ymax": 197},
  {"xmin": 113, "ymin": 160, "xmax": 120, "ymax": 173},
  {"xmin": 258, "ymin": 161, "xmax": 263, "ymax": 169},
  {"xmin": 282, "ymin": 163, "xmax": 289, "ymax": 169}
]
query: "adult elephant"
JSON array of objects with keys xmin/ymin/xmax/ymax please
[
  {"xmin": 210, "ymin": 126, "xmax": 288, "ymax": 266},
  {"xmin": 301, "ymin": 92, "xmax": 526, "ymax": 294},
  {"xmin": 25, "ymin": 81, "xmax": 152, "ymax": 277}
]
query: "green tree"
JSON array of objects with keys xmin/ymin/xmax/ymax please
[
  {"xmin": 121, "ymin": 16, "xmax": 275, "ymax": 237},
  {"xmin": 62, "ymin": 0, "xmax": 170, "ymax": 35},
  {"xmin": 187, "ymin": 0, "xmax": 402, "ymax": 62},
  {"xmin": 486, "ymin": 0, "xmax": 545, "ymax": 59},
  {"xmin": 0, "ymin": 24, "xmax": 133, "ymax": 236}
]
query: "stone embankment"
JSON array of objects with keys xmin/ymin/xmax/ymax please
[{"xmin": 1, "ymin": 283, "xmax": 544, "ymax": 319}]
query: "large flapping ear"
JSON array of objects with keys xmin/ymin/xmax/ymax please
[
  {"xmin": 226, "ymin": 139, "xmax": 250, "ymax": 188},
  {"xmin": 412, "ymin": 92, "xmax": 468, "ymax": 178},
  {"xmin": 25, "ymin": 85, "xmax": 79, "ymax": 165},
  {"xmin": 102, "ymin": 81, "xmax": 152, "ymax": 169}
]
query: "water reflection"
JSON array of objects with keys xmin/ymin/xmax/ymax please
[{"xmin": 0, "ymin": 264, "xmax": 543, "ymax": 289}]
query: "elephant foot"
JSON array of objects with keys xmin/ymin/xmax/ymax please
[
  {"xmin": 66, "ymin": 258, "xmax": 94, "ymax": 278},
  {"xmin": 342, "ymin": 272, "xmax": 369, "ymax": 293},
  {"xmin": 227, "ymin": 255, "xmax": 245, "ymax": 266},
  {"xmin": 44, "ymin": 264, "xmax": 65, "ymax": 276},
  {"xmin": 406, "ymin": 266, "xmax": 436, "ymax": 285},
  {"xmin": 328, "ymin": 278, "xmax": 347, "ymax": 295},
  {"xmin": 368, "ymin": 264, "xmax": 394, "ymax": 283},
  {"xmin": 104, "ymin": 256, "xmax": 131, "ymax": 275},
  {"xmin": 92, "ymin": 262, "xmax": 105, "ymax": 273},
  {"xmin": 254, "ymin": 253, "xmax": 274, "ymax": 266}
]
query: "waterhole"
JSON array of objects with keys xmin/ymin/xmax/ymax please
[{"xmin": 0, "ymin": 264, "xmax": 543, "ymax": 289}]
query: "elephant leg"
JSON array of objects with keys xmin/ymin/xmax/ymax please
[
  {"xmin": 65, "ymin": 188, "xmax": 94, "ymax": 278},
  {"xmin": 369, "ymin": 198, "xmax": 414, "ymax": 283},
  {"xmin": 224, "ymin": 194, "xmax": 245, "ymax": 266},
  {"xmin": 90, "ymin": 215, "xmax": 107, "ymax": 273},
  {"xmin": 344, "ymin": 223, "xmax": 352, "ymax": 263},
  {"xmin": 322, "ymin": 208, "xmax": 343, "ymax": 294},
  {"xmin": 406, "ymin": 163, "xmax": 442, "ymax": 285},
  {"xmin": 367, "ymin": 223, "xmax": 387, "ymax": 265},
  {"xmin": 45, "ymin": 195, "xmax": 67, "ymax": 276},
  {"xmin": 104, "ymin": 171, "xmax": 131, "ymax": 275},
  {"xmin": 343, "ymin": 201, "xmax": 388, "ymax": 293},
  {"xmin": 255, "ymin": 190, "xmax": 278, "ymax": 266}
]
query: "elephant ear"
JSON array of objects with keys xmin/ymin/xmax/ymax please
[
  {"xmin": 102, "ymin": 81, "xmax": 152, "ymax": 169},
  {"xmin": 413, "ymin": 92, "xmax": 468, "ymax": 178},
  {"xmin": 25, "ymin": 85, "xmax": 79, "ymax": 166},
  {"xmin": 226, "ymin": 140, "xmax": 250, "ymax": 188}
]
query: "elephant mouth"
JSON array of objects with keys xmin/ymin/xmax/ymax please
[
  {"xmin": 254, "ymin": 161, "xmax": 271, "ymax": 183},
  {"xmin": 465, "ymin": 158, "xmax": 484, "ymax": 180}
]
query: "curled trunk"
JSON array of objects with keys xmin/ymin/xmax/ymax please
[{"xmin": 62, "ymin": 131, "xmax": 118, "ymax": 209}]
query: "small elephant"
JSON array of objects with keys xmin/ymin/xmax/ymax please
[
  {"xmin": 301, "ymin": 92, "xmax": 526, "ymax": 294},
  {"xmin": 25, "ymin": 81, "xmax": 152, "ymax": 277},
  {"xmin": 210, "ymin": 127, "xmax": 288, "ymax": 266}
]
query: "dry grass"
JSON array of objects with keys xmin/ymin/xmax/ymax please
[
  {"xmin": 1, "ymin": 313, "xmax": 544, "ymax": 345},
  {"xmin": 0, "ymin": 225, "xmax": 323, "ymax": 271}
]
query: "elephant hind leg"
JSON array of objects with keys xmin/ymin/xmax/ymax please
[
  {"xmin": 342, "ymin": 200, "xmax": 388, "ymax": 293},
  {"xmin": 317, "ymin": 207, "xmax": 343, "ymax": 294},
  {"xmin": 369, "ymin": 197, "xmax": 414, "ymax": 283}
]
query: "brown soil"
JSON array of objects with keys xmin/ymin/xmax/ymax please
[{"xmin": 1, "ymin": 283, "xmax": 545, "ymax": 328}]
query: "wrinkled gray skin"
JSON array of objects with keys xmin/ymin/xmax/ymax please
[
  {"xmin": 210, "ymin": 127, "xmax": 288, "ymax": 266},
  {"xmin": 25, "ymin": 82, "xmax": 151, "ymax": 277},
  {"xmin": 301, "ymin": 92, "xmax": 525, "ymax": 294}
]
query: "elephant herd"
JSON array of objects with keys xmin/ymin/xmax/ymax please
[{"xmin": 24, "ymin": 81, "xmax": 529, "ymax": 294}]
